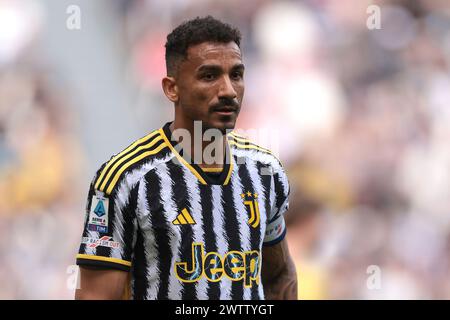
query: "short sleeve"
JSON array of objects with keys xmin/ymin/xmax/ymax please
[
  {"xmin": 76, "ymin": 169, "xmax": 138, "ymax": 271},
  {"xmin": 263, "ymin": 164, "xmax": 290, "ymax": 246}
]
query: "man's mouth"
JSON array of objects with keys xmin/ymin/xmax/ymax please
[{"xmin": 212, "ymin": 106, "xmax": 237, "ymax": 115}]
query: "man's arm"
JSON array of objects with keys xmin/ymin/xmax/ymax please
[
  {"xmin": 261, "ymin": 238, "xmax": 298, "ymax": 300},
  {"xmin": 75, "ymin": 266, "xmax": 129, "ymax": 300}
]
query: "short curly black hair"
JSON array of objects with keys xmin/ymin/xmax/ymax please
[{"xmin": 165, "ymin": 16, "xmax": 242, "ymax": 76}]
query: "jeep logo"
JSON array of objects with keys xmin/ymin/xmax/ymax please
[{"xmin": 174, "ymin": 243, "xmax": 260, "ymax": 288}]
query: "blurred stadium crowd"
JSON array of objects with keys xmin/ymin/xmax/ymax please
[{"xmin": 1, "ymin": 0, "xmax": 450, "ymax": 299}]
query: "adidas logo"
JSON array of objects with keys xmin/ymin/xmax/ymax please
[{"xmin": 172, "ymin": 208, "xmax": 196, "ymax": 225}]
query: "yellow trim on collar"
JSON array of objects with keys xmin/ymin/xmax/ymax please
[{"xmin": 159, "ymin": 128, "xmax": 208, "ymax": 185}]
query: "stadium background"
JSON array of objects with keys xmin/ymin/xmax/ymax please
[{"xmin": 1, "ymin": 0, "xmax": 450, "ymax": 299}]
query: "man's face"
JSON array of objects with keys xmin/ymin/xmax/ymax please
[{"xmin": 175, "ymin": 41, "xmax": 244, "ymax": 132}]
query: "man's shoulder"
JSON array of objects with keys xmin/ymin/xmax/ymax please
[
  {"xmin": 228, "ymin": 131, "xmax": 285, "ymax": 172},
  {"xmin": 92, "ymin": 127, "xmax": 172, "ymax": 196}
]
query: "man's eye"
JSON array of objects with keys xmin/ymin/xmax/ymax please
[
  {"xmin": 231, "ymin": 72, "xmax": 243, "ymax": 80},
  {"xmin": 202, "ymin": 73, "xmax": 216, "ymax": 81}
]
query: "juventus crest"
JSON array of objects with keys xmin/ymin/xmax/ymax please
[{"xmin": 241, "ymin": 191, "xmax": 260, "ymax": 228}]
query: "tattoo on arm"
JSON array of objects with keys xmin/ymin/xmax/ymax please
[{"xmin": 262, "ymin": 239, "xmax": 298, "ymax": 300}]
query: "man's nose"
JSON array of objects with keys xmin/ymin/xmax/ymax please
[{"xmin": 218, "ymin": 75, "xmax": 237, "ymax": 99}]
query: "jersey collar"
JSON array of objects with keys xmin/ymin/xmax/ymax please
[{"xmin": 159, "ymin": 122, "xmax": 233, "ymax": 186}]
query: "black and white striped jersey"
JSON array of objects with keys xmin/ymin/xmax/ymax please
[{"xmin": 76, "ymin": 122, "xmax": 290, "ymax": 300}]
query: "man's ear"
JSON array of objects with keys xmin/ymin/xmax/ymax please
[{"xmin": 162, "ymin": 76, "xmax": 179, "ymax": 103}]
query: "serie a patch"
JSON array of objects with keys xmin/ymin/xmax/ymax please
[{"xmin": 87, "ymin": 193, "xmax": 109, "ymax": 233}]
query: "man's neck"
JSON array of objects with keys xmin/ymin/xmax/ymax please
[{"xmin": 169, "ymin": 120, "xmax": 227, "ymax": 169}]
